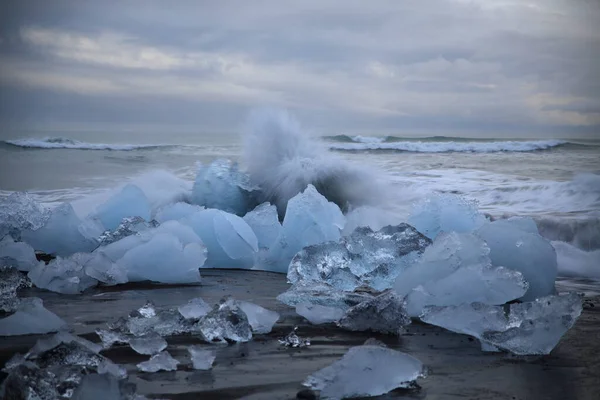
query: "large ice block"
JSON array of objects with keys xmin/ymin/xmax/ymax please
[
  {"xmin": 296, "ymin": 303, "xmax": 345, "ymax": 325},
  {"xmin": 0, "ymin": 297, "xmax": 67, "ymax": 336},
  {"xmin": 303, "ymin": 342, "xmax": 426, "ymax": 399},
  {"xmin": 137, "ymin": 351, "xmax": 179, "ymax": 372},
  {"xmin": 477, "ymin": 219, "xmax": 558, "ymax": 301},
  {"xmin": 243, "ymin": 203, "xmax": 282, "ymax": 248},
  {"xmin": 156, "ymin": 202, "xmax": 204, "ymax": 223},
  {"xmin": 22, "ymin": 203, "xmax": 99, "ymax": 256},
  {"xmin": 0, "ymin": 192, "xmax": 50, "ymax": 240},
  {"xmin": 91, "ymin": 184, "xmax": 152, "ymax": 231},
  {"xmin": 195, "ymin": 297, "xmax": 253, "ymax": 343},
  {"xmin": 191, "ymin": 159, "xmax": 258, "ymax": 216},
  {"xmin": 236, "ymin": 300, "xmax": 280, "ymax": 334},
  {"xmin": 408, "ymin": 194, "xmax": 487, "ymax": 239},
  {"xmin": 0, "ymin": 235, "xmax": 40, "ymax": 272},
  {"xmin": 337, "ymin": 290, "xmax": 411, "ymax": 334},
  {"xmin": 71, "ymin": 373, "xmax": 134, "ymax": 400},
  {"xmin": 28, "ymin": 255, "xmax": 98, "ymax": 294}
]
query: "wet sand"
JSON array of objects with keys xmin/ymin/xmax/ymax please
[{"xmin": 1, "ymin": 269, "xmax": 599, "ymax": 400}]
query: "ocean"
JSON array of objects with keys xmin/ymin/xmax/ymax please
[{"xmin": 1, "ymin": 126, "xmax": 599, "ymax": 280}]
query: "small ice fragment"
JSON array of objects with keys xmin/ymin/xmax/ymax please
[
  {"xmin": 28, "ymin": 255, "xmax": 98, "ymax": 294},
  {"xmin": 178, "ymin": 297, "xmax": 212, "ymax": 320},
  {"xmin": 137, "ymin": 351, "xmax": 179, "ymax": 372},
  {"xmin": 137, "ymin": 301, "xmax": 157, "ymax": 318},
  {"xmin": 279, "ymin": 326, "xmax": 311, "ymax": 348},
  {"xmin": 296, "ymin": 303, "xmax": 345, "ymax": 325},
  {"xmin": 188, "ymin": 346, "xmax": 216, "ymax": 370},
  {"xmin": 129, "ymin": 333, "xmax": 168, "ymax": 355},
  {"xmin": 0, "ymin": 266, "xmax": 31, "ymax": 312},
  {"xmin": 0, "ymin": 297, "xmax": 67, "ymax": 336},
  {"xmin": 27, "ymin": 331, "xmax": 103, "ymax": 356},
  {"xmin": 337, "ymin": 290, "xmax": 411, "ymax": 335},
  {"xmin": 243, "ymin": 203, "xmax": 282, "ymax": 248},
  {"xmin": 277, "ymin": 281, "xmax": 374, "ymax": 310},
  {"xmin": 0, "ymin": 192, "xmax": 50, "ymax": 240},
  {"xmin": 196, "ymin": 297, "xmax": 253, "ymax": 343},
  {"xmin": 0, "ymin": 235, "xmax": 40, "ymax": 272},
  {"xmin": 303, "ymin": 344, "xmax": 426, "ymax": 399},
  {"xmin": 236, "ymin": 300, "xmax": 280, "ymax": 334},
  {"xmin": 96, "ymin": 329, "xmax": 130, "ymax": 349},
  {"xmin": 91, "ymin": 184, "xmax": 152, "ymax": 231},
  {"xmin": 98, "ymin": 216, "xmax": 159, "ymax": 246}
]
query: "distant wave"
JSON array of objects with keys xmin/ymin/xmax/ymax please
[
  {"xmin": 328, "ymin": 139, "xmax": 570, "ymax": 153},
  {"xmin": 4, "ymin": 137, "xmax": 171, "ymax": 151}
]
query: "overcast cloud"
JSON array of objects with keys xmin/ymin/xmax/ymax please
[{"xmin": 1, "ymin": 0, "xmax": 599, "ymax": 136}]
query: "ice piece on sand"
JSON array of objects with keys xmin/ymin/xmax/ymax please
[
  {"xmin": 84, "ymin": 251, "xmax": 128, "ymax": 285},
  {"xmin": 277, "ymin": 281, "xmax": 375, "ymax": 310},
  {"xmin": 0, "ymin": 235, "xmax": 40, "ymax": 272},
  {"xmin": 188, "ymin": 346, "xmax": 216, "ymax": 370},
  {"xmin": 22, "ymin": 203, "xmax": 99, "ymax": 256},
  {"xmin": 156, "ymin": 202, "xmax": 204, "ymax": 223},
  {"xmin": 98, "ymin": 216, "xmax": 159, "ymax": 246},
  {"xmin": 178, "ymin": 297, "xmax": 212, "ymax": 320},
  {"xmin": 243, "ymin": 203, "xmax": 282, "ymax": 248},
  {"xmin": 337, "ymin": 290, "xmax": 411, "ymax": 335},
  {"xmin": 137, "ymin": 351, "xmax": 179, "ymax": 372},
  {"xmin": 288, "ymin": 224, "xmax": 430, "ymax": 291},
  {"xmin": 342, "ymin": 206, "xmax": 400, "ymax": 236},
  {"xmin": 92, "ymin": 184, "xmax": 152, "ymax": 231},
  {"xmin": 236, "ymin": 300, "xmax": 280, "ymax": 334},
  {"xmin": 477, "ymin": 219, "xmax": 558, "ymax": 301},
  {"xmin": 296, "ymin": 303, "xmax": 345, "ymax": 325},
  {"xmin": 28, "ymin": 254, "xmax": 98, "ymax": 294},
  {"xmin": 408, "ymin": 194, "xmax": 487, "ymax": 240},
  {"xmin": 0, "ymin": 266, "xmax": 31, "ymax": 312},
  {"xmin": 196, "ymin": 297, "xmax": 253, "ymax": 343},
  {"xmin": 71, "ymin": 373, "xmax": 133, "ymax": 400},
  {"xmin": 129, "ymin": 333, "xmax": 168, "ymax": 355},
  {"xmin": 191, "ymin": 159, "xmax": 258, "ymax": 216},
  {"xmin": 0, "ymin": 297, "xmax": 67, "ymax": 336},
  {"xmin": 303, "ymin": 343, "xmax": 426, "ymax": 399},
  {"xmin": 266, "ymin": 185, "xmax": 345, "ymax": 273},
  {"xmin": 279, "ymin": 326, "xmax": 311, "ymax": 348},
  {"xmin": 0, "ymin": 192, "xmax": 50, "ymax": 240},
  {"xmin": 117, "ymin": 301, "xmax": 196, "ymax": 337},
  {"xmin": 96, "ymin": 329, "xmax": 130, "ymax": 349},
  {"xmin": 404, "ymin": 265, "xmax": 529, "ymax": 317},
  {"xmin": 184, "ymin": 208, "xmax": 257, "ymax": 269}
]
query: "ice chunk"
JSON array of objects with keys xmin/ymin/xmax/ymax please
[
  {"xmin": 28, "ymin": 331, "xmax": 103, "ymax": 357},
  {"xmin": 71, "ymin": 373, "xmax": 133, "ymax": 400},
  {"xmin": 477, "ymin": 219, "xmax": 558, "ymax": 301},
  {"xmin": 156, "ymin": 202, "xmax": 203, "ymax": 223},
  {"xmin": 236, "ymin": 300, "xmax": 280, "ymax": 334},
  {"xmin": 0, "ymin": 266, "xmax": 31, "ymax": 312},
  {"xmin": 296, "ymin": 303, "xmax": 345, "ymax": 325},
  {"xmin": 0, "ymin": 235, "xmax": 40, "ymax": 272},
  {"xmin": 178, "ymin": 297, "xmax": 212, "ymax": 320},
  {"xmin": 342, "ymin": 206, "xmax": 400, "ymax": 236},
  {"xmin": 196, "ymin": 297, "xmax": 253, "ymax": 343},
  {"xmin": 98, "ymin": 216, "xmax": 159, "ymax": 246},
  {"xmin": 191, "ymin": 159, "xmax": 258, "ymax": 216},
  {"xmin": 421, "ymin": 293, "xmax": 583, "ymax": 355},
  {"xmin": 0, "ymin": 297, "xmax": 67, "ymax": 336},
  {"xmin": 28, "ymin": 254, "xmax": 98, "ymax": 294},
  {"xmin": 91, "ymin": 184, "xmax": 152, "ymax": 231},
  {"xmin": 408, "ymin": 194, "xmax": 487, "ymax": 239},
  {"xmin": 0, "ymin": 192, "xmax": 50, "ymax": 240},
  {"xmin": 129, "ymin": 333, "xmax": 168, "ymax": 355},
  {"xmin": 303, "ymin": 343, "xmax": 426, "ymax": 399},
  {"xmin": 552, "ymin": 240, "xmax": 600, "ymax": 279},
  {"xmin": 404, "ymin": 265, "xmax": 529, "ymax": 317},
  {"xmin": 277, "ymin": 281, "xmax": 374, "ymax": 310},
  {"xmin": 96, "ymin": 329, "xmax": 130, "ymax": 349},
  {"xmin": 184, "ymin": 208, "xmax": 257, "ymax": 269},
  {"xmin": 83, "ymin": 251, "xmax": 128, "ymax": 285},
  {"xmin": 188, "ymin": 346, "xmax": 216, "ymax": 370},
  {"xmin": 266, "ymin": 185, "xmax": 345, "ymax": 273},
  {"xmin": 243, "ymin": 203, "xmax": 282, "ymax": 248},
  {"xmin": 288, "ymin": 224, "xmax": 430, "ymax": 291},
  {"xmin": 279, "ymin": 326, "xmax": 311, "ymax": 348},
  {"xmin": 113, "ymin": 302, "xmax": 197, "ymax": 337},
  {"xmin": 495, "ymin": 216, "xmax": 540, "ymax": 234},
  {"xmin": 137, "ymin": 351, "xmax": 179, "ymax": 372},
  {"xmin": 337, "ymin": 290, "xmax": 411, "ymax": 335},
  {"xmin": 22, "ymin": 203, "xmax": 99, "ymax": 256}
]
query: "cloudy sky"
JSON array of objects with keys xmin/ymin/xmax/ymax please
[{"xmin": 1, "ymin": 0, "xmax": 599, "ymax": 137}]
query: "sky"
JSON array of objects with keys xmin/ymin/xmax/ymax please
[{"xmin": 1, "ymin": 0, "xmax": 599, "ymax": 137}]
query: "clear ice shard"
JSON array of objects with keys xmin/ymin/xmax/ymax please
[
  {"xmin": 22, "ymin": 203, "xmax": 99, "ymax": 257},
  {"xmin": 0, "ymin": 266, "xmax": 31, "ymax": 312},
  {"xmin": 265, "ymin": 185, "xmax": 346, "ymax": 273},
  {"xmin": 188, "ymin": 346, "xmax": 216, "ymax": 370},
  {"xmin": 129, "ymin": 333, "xmax": 168, "ymax": 355},
  {"xmin": 96, "ymin": 328, "xmax": 130, "ymax": 349},
  {"xmin": 196, "ymin": 297, "xmax": 253, "ymax": 343},
  {"xmin": 28, "ymin": 254, "xmax": 98, "ymax": 294},
  {"xmin": 477, "ymin": 219, "xmax": 558, "ymax": 301},
  {"xmin": 408, "ymin": 193, "xmax": 487, "ymax": 240},
  {"xmin": 191, "ymin": 159, "xmax": 258, "ymax": 216},
  {"xmin": 236, "ymin": 300, "xmax": 280, "ymax": 334},
  {"xmin": 0, "ymin": 297, "xmax": 67, "ymax": 336},
  {"xmin": 156, "ymin": 202, "xmax": 204, "ymax": 223},
  {"xmin": 137, "ymin": 351, "xmax": 179, "ymax": 372},
  {"xmin": 337, "ymin": 290, "xmax": 411, "ymax": 335},
  {"xmin": 243, "ymin": 203, "xmax": 282, "ymax": 249},
  {"xmin": 279, "ymin": 326, "xmax": 311, "ymax": 348},
  {"xmin": 183, "ymin": 208, "xmax": 257, "ymax": 269},
  {"xmin": 296, "ymin": 303, "xmax": 345, "ymax": 325},
  {"xmin": 288, "ymin": 223, "xmax": 431, "ymax": 291},
  {"xmin": 0, "ymin": 235, "xmax": 40, "ymax": 272},
  {"xmin": 420, "ymin": 293, "xmax": 584, "ymax": 355},
  {"xmin": 97, "ymin": 216, "xmax": 159, "ymax": 246},
  {"xmin": 116, "ymin": 301, "xmax": 196, "ymax": 337},
  {"xmin": 83, "ymin": 251, "xmax": 128, "ymax": 286},
  {"xmin": 303, "ymin": 342, "xmax": 426, "ymax": 399},
  {"xmin": 91, "ymin": 184, "xmax": 152, "ymax": 231},
  {"xmin": 277, "ymin": 281, "xmax": 375, "ymax": 310},
  {"xmin": 71, "ymin": 373, "xmax": 135, "ymax": 400},
  {"xmin": 178, "ymin": 297, "xmax": 212, "ymax": 320},
  {"xmin": 0, "ymin": 192, "xmax": 50, "ymax": 241}
]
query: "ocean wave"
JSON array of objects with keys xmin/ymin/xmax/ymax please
[
  {"xmin": 328, "ymin": 139, "xmax": 568, "ymax": 153},
  {"xmin": 4, "ymin": 137, "xmax": 171, "ymax": 151}
]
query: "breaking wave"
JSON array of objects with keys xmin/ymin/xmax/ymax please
[{"xmin": 4, "ymin": 137, "xmax": 172, "ymax": 151}]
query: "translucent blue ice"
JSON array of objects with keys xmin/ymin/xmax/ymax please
[{"xmin": 91, "ymin": 184, "xmax": 152, "ymax": 231}]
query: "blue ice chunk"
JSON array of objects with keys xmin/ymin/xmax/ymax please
[
  {"xmin": 0, "ymin": 297, "xmax": 67, "ymax": 336},
  {"xmin": 0, "ymin": 192, "xmax": 50, "ymax": 241},
  {"xmin": 156, "ymin": 202, "xmax": 204, "ymax": 223},
  {"xmin": 0, "ymin": 236, "xmax": 40, "ymax": 272},
  {"xmin": 28, "ymin": 254, "xmax": 98, "ymax": 294},
  {"xmin": 243, "ymin": 203, "xmax": 282, "ymax": 248},
  {"xmin": 91, "ymin": 184, "xmax": 152, "ymax": 231}
]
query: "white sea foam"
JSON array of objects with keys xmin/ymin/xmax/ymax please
[{"xmin": 5, "ymin": 137, "xmax": 168, "ymax": 151}]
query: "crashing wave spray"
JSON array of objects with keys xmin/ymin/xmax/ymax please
[{"xmin": 241, "ymin": 108, "xmax": 388, "ymax": 215}]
